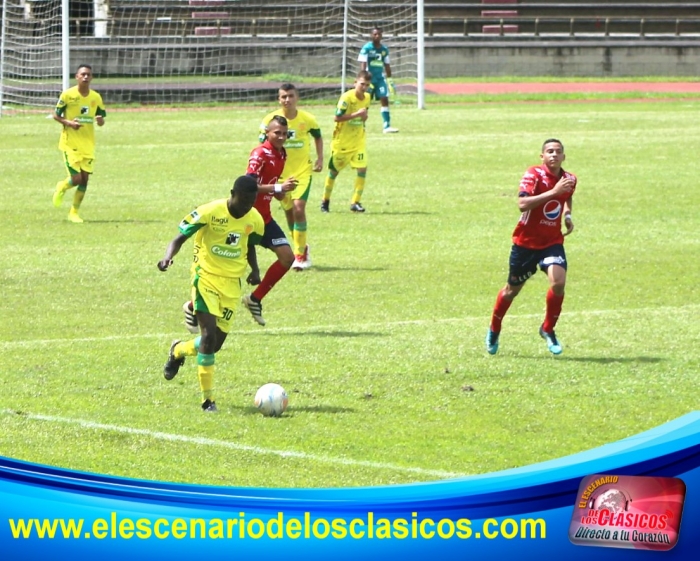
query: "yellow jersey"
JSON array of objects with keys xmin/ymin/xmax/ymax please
[
  {"xmin": 179, "ymin": 199, "xmax": 264, "ymax": 281},
  {"xmin": 260, "ymin": 109, "xmax": 321, "ymax": 181},
  {"xmin": 331, "ymin": 89, "xmax": 370, "ymax": 154},
  {"xmin": 55, "ymin": 86, "xmax": 106, "ymax": 156}
]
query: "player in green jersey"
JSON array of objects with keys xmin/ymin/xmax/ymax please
[
  {"xmin": 52, "ymin": 64, "xmax": 107, "ymax": 223},
  {"xmin": 358, "ymin": 27, "xmax": 398, "ymax": 134},
  {"xmin": 321, "ymin": 70, "xmax": 372, "ymax": 214},
  {"xmin": 158, "ymin": 176, "xmax": 264, "ymax": 412}
]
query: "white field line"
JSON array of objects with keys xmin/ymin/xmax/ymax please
[
  {"xmin": 1, "ymin": 304, "xmax": 697, "ymax": 350},
  {"xmin": 1, "ymin": 410, "xmax": 465, "ymax": 479}
]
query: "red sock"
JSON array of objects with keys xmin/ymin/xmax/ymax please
[
  {"xmin": 490, "ymin": 288, "xmax": 513, "ymax": 333},
  {"xmin": 542, "ymin": 288, "xmax": 565, "ymax": 333},
  {"xmin": 252, "ymin": 260, "xmax": 289, "ymax": 301}
]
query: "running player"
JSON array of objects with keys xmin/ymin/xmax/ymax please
[
  {"xmin": 51, "ymin": 64, "xmax": 107, "ymax": 223},
  {"xmin": 486, "ymin": 139, "xmax": 577, "ymax": 356},
  {"xmin": 260, "ymin": 84, "xmax": 323, "ymax": 270},
  {"xmin": 158, "ymin": 175, "xmax": 264, "ymax": 412},
  {"xmin": 358, "ymin": 26, "xmax": 398, "ymax": 134},
  {"xmin": 320, "ymin": 70, "xmax": 372, "ymax": 214}
]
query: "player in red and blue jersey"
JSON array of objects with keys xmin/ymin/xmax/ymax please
[
  {"xmin": 486, "ymin": 139, "xmax": 577, "ymax": 355},
  {"xmin": 242, "ymin": 115, "xmax": 297, "ymax": 326}
]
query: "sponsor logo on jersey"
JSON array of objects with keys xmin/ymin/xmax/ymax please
[
  {"xmin": 211, "ymin": 245, "xmax": 242, "ymax": 259},
  {"xmin": 225, "ymin": 232, "xmax": 241, "ymax": 246},
  {"xmin": 542, "ymin": 256, "xmax": 565, "ymax": 266},
  {"xmin": 543, "ymin": 200, "xmax": 562, "ymax": 220}
]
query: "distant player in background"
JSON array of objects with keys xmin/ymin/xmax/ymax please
[
  {"xmin": 158, "ymin": 176, "xmax": 264, "ymax": 412},
  {"xmin": 321, "ymin": 70, "xmax": 372, "ymax": 214},
  {"xmin": 486, "ymin": 139, "xmax": 577, "ymax": 356},
  {"xmin": 182, "ymin": 117, "xmax": 296, "ymax": 332},
  {"xmin": 260, "ymin": 84, "xmax": 323, "ymax": 271},
  {"xmin": 358, "ymin": 26, "xmax": 398, "ymax": 134},
  {"xmin": 51, "ymin": 64, "xmax": 106, "ymax": 223}
]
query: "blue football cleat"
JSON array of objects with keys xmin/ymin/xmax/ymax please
[
  {"xmin": 539, "ymin": 325, "xmax": 563, "ymax": 355},
  {"xmin": 485, "ymin": 329, "xmax": 500, "ymax": 355}
]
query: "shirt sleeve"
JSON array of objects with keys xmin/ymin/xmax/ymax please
[
  {"xmin": 518, "ymin": 168, "xmax": 538, "ymax": 196},
  {"xmin": 178, "ymin": 207, "xmax": 207, "ymax": 238}
]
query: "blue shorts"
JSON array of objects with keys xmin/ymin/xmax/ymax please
[
  {"xmin": 371, "ymin": 79, "xmax": 388, "ymax": 100},
  {"xmin": 507, "ymin": 244, "xmax": 567, "ymax": 286},
  {"xmin": 254, "ymin": 219, "xmax": 290, "ymax": 251}
]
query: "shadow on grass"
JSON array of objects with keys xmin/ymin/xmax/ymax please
[
  {"xmin": 512, "ymin": 354, "xmax": 665, "ymax": 364},
  {"xmin": 236, "ymin": 404, "xmax": 355, "ymax": 416},
  {"xmin": 310, "ymin": 265, "xmax": 388, "ymax": 273},
  {"xmin": 258, "ymin": 330, "xmax": 385, "ymax": 338}
]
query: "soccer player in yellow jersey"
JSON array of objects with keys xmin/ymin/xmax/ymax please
[
  {"xmin": 157, "ymin": 176, "xmax": 264, "ymax": 412},
  {"xmin": 51, "ymin": 64, "xmax": 106, "ymax": 223},
  {"xmin": 260, "ymin": 83, "xmax": 323, "ymax": 270},
  {"xmin": 321, "ymin": 70, "xmax": 372, "ymax": 213}
]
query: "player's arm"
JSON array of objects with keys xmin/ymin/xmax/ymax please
[
  {"xmin": 311, "ymin": 128, "xmax": 323, "ymax": 171},
  {"xmin": 334, "ymin": 106, "xmax": 367, "ymax": 123},
  {"xmin": 246, "ymin": 172, "xmax": 296, "ymax": 196},
  {"xmin": 517, "ymin": 174, "xmax": 575, "ymax": 212},
  {"xmin": 563, "ymin": 198, "xmax": 574, "ymax": 236},
  {"xmin": 53, "ymin": 98, "xmax": 81, "ymax": 130},
  {"xmin": 357, "ymin": 48, "xmax": 368, "ymax": 71},
  {"xmin": 157, "ymin": 233, "xmax": 189, "ymax": 271},
  {"xmin": 95, "ymin": 107, "xmax": 106, "ymax": 127},
  {"xmin": 246, "ymin": 242, "xmax": 261, "ymax": 285}
]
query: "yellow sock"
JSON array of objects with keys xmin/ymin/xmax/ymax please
[
  {"xmin": 197, "ymin": 353, "xmax": 215, "ymax": 403},
  {"xmin": 175, "ymin": 337, "xmax": 200, "ymax": 358},
  {"xmin": 351, "ymin": 175, "xmax": 366, "ymax": 204},
  {"xmin": 71, "ymin": 188, "xmax": 86, "ymax": 212},
  {"xmin": 292, "ymin": 223, "xmax": 307, "ymax": 257},
  {"xmin": 323, "ymin": 175, "xmax": 336, "ymax": 201}
]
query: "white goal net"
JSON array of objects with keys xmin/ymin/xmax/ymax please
[{"xmin": 1, "ymin": 0, "xmax": 419, "ymax": 113}]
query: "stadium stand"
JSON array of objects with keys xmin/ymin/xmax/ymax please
[{"xmin": 94, "ymin": 1, "xmax": 700, "ymax": 39}]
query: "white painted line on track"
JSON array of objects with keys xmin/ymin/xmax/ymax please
[
  {"xmin": 1, "ymin": 304, "xmax": 697, "ymax": 350},
  {"xmin": 2, "ymin": 409, "xmax": 465, "ymax": 480}
]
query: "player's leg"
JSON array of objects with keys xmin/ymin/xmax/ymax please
[
  {"xmin": 53, "ymin": 152, "xmax": 80, "ymax": 208},
  {"xmin": 243, "ymin": 221, "xmax": 293, "ymax": 326},
  {"xmin": 322, "ymin": 152, "xmax": 346, "ymax": 212},
  {"xmin": 280, "ymin": 192, "xmax": 294, "ymax": 231},
  {"xmin": 291, "ymin": 179, "xmax": 311, "ymax": 270},
  {"xmin": 68, "ymin": 170, "xmax": 89, "ymax": 223},
  {"xmin": 486, "ymin": 245, "xmax": 534, "ymax": 354},
  {"xmin": 349, "ymin": 150, "xmax": 368, "ymax": 212},
  {"xmin": 538, "ymin": 246, "xmax": 568, "ymax": 354}
]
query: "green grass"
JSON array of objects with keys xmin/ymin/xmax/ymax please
[{"xmin": 0, "ymin": 100, "xmax": 698, "ymax": 489}]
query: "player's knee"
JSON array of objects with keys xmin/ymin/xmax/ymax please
[{"xmin": 277, "ymin": 247, "xmax": 295, "ymax": 269}]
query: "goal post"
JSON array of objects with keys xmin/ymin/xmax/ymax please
[{"xmin": 0, "ymin": 0, "xmax": 424, "ymax": 114}]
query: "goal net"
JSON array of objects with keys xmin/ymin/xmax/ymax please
[
  {"xmin": 1, "ymin": 0, "xmax": 419, "ymax": 113},
  {"xmin": 0, "ymin": 0, "xmax": 64, "ymax": 115}
]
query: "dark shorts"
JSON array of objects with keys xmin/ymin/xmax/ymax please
[
  {"xmin": 507, "ymin": 243, "xmax": 567, "ymax": 286},
  {"xmin": 256, "ymin": 219, "xmax": 290, "ymax": 251}
]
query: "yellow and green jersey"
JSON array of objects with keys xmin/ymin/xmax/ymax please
[
  {"xmin": 55, "ymin": 86, "xmax": 106, "ymax": 156},
  {"xmin": 331, "ymin": 89, "xmax": 370, "ymax": 153},
  {"xmin": 179, "ymin": 199, "xmax": 264, "ymax": 280},
  {"xmin": 260, "ymin": 109, "xmax": 321, "ymax": 181}
]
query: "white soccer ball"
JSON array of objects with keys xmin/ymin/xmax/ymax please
[{"xmin": 254, "ymin": 383, "xmax": 289, "ymax": 417}]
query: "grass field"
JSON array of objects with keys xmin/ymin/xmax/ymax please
[{"xmin": 0, "ymin": 98, "xmax": 698, "ymax": 489}]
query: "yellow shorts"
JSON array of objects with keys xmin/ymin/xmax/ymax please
[
  {"xmin": 280, "ymin": 175, "xmax": 312, "ymax": 210},
  {"xmin": 330, "ymin": 148, "xmax": 368, "ymax": 172},
  {"xmin": 191, "ymin": 270, "xmax": 242, "ymax": 334},
  {"xmin": 63, "ymin": 149, "xmax": 95, "ymax": 174}
]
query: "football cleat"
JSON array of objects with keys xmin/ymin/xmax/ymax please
[
  {"xmin": 539, "ymin": 325, "xmax": 563, "ymax": 355},
  {"xmin": 320, "ymin": 199, "xmax": 330, "ymax": 213},
  {"xmin": 201, "ymin": 399, "xmax": 218, "ymax": 412},
  {"xmin": 485, "ymin": 329, "xmax": 500, "ymax": 355},
  {"xmin": 350, "ymin": 202, "xmax": 366, "ymax": 213},
  {"xmin": 291, "ymin": 255, "xmax": 306, "ymax": 271},
  {"xmin": 382, "ymin": 126, "xmax": 399, "ymax": 134},
  {"xmin": 183, "ymin": 301, "xmax": 199, "ymax": 334},
  {"xmin": 68, "ymin": 210, "xmax": 83, "ymax": 223},
  {"xmin": 242, "ymin": 294, "xmax": 266, "ymax": 326},
  {"xmin": 52, "ymin": 182, "xmax": 65, "ymax": 208},
  {"xmin": 163, "ymin": 340, "xmax": 185, "ymax": 380}
]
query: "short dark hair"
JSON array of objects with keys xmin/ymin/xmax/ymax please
[
  {"xmin": 270, "ymin": 115, "xmax": 288, "ymax": 127},
  {"xmin": 279, "ymin": 83, "xmax": 296, "ymax": 92},
  {"xmin": 542, "ymin": 138, "xmax": 564, "ymax": 151},
  {"xmin": 357, "ymin": 70, "xmax": 372, "ymax": 82},
  {"xmin": 76, "ymin": 64, "xmax": 92, "ymax": 72},
  {"xmin": 232, "ymin": 175, "xmax": 258, "ymax": 195}
]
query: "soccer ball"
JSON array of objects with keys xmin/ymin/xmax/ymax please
[{"xmin": 254, "ymin": 383, "xmax": 289, "ymax": 417}]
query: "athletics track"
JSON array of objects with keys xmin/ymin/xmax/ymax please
[{"xmin": 424, "ymin": 82, "xmax": 700, "ymax": 95}]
